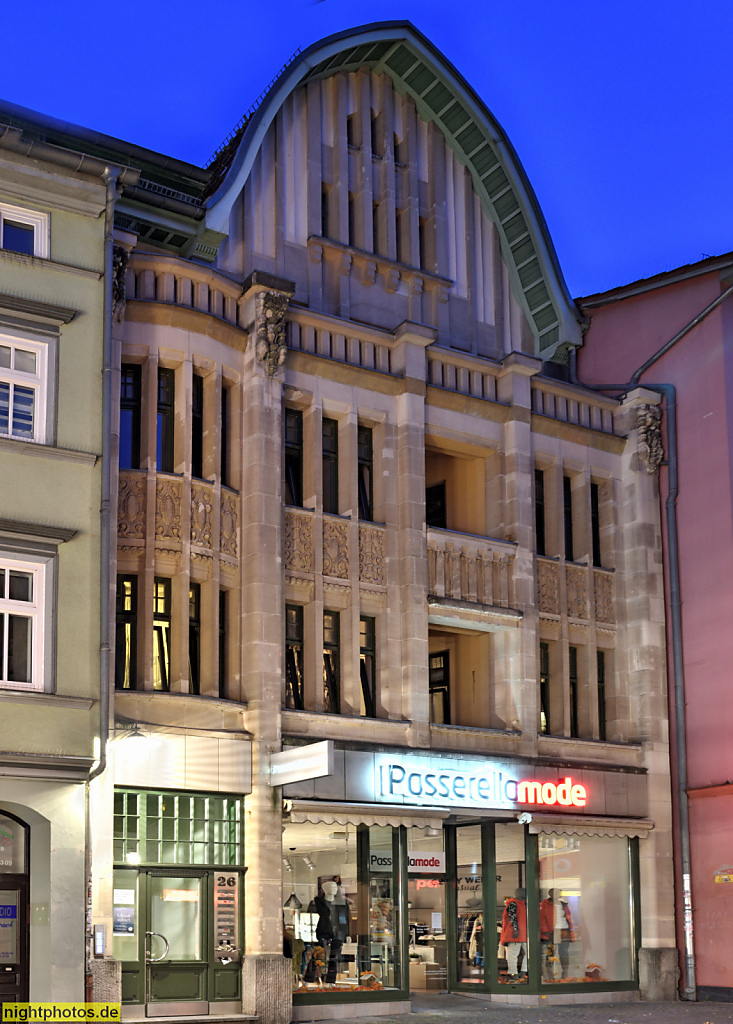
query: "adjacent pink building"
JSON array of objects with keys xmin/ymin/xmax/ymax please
[{"xmin": 577, "ymin": 253, "xmax": 733, "ymax": 1001}]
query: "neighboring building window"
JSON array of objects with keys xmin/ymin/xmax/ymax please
[
  {"xmin": 346, "ymin": 114, "xmax": 356, "ymax": 148},
  {"xmin": 189, "ymin": 582, "xmax": 201, "ymax": 696},
  {"xmin": 370, "ymin": 113, "xmax": 381, "ymax": 157},
  {"xmin": 191, "ymin": 374, "xmax": 203, "ymax": 478},
  {"xmin": 119, "ymin": 364, "xmax": 141, "ymax": 470},
  {"xmin": 348, "ymin": 193, "xmax": 356, "ymax": 247},
  {"xmin": 220, "ymin": 385, "xmax": 229, "ymax": 487},
  {"xmin": 372, "ymin": 201, "xmax": 380, "ymax": 255},
  {"xmin": 153, "ymin": 578, "xmax": 171, "ymax": 691},
  {"xmin": 563, "ymin": 475, "xmax": 574, "ymax": 562},
  {"xmin": 0, "ymin": 203, "xmax": 49, "ymax": 258},
  {"xmin": 535, "ymin": 468, "xmax": 546, "ymax": 556},
  {"xmin": 359, "ymin": 616, "xmax": 376, "ymax": 718},
  {"xmin": 157, "ymin": 368, "xmax": 175, "ymax": 472},
  {"xmin": 539, "ymin": 641, "xmax": 550, "ymax": 734},
  {"xmin": 357, "ymin": 425, "xmax": 373, "ymax": 521},
  {"xmin": 284, "ymin": 408, "xmax": 303, "ymax": 507},
  {"xmin": 115, "ymin": 575, "xmax": 137, "ymax": 690},
  {"xmin": 0, "ymin": 559, "xmax": 43, "ymax": 690},
  {"xmin": 597, "ymin": 649, "xmax": 607, "ymax": 741},
  {"xmin": 591, "ymin": 481, "xmax": 602, "ymax": 567},
  {"xmin": 322, "ymin": 610, "xmax": 340, "ymax": 714},
  {"xmin": 322, "ymin": 418, "xmax": 339, "ymax": 515},
  {"xmin": 285, "ymin": 604, "xmax": 305, "ymax": 710},
  {"xmin": 321, "ymin": 184, "xmax": 330, "ymax": 239},
  {"xmin": 395, "ymin": 208, "xmax": 405, "ymax": 263},
  {"xmin": 429, "ymin": 650, "xmax": 450, "ymax": 724},
  {"xmin": 426, "ymin": 481, "xmax": 447, "ymax": 530},
  {"xmin": 218, "ymin": 589, "xmax": 227, "ymax": 697},
  {"xmin": 569, "ymin": 645, "xmax": 579, "ymax": 738},
  {"xmin": 0, "ymin": 337, "xmax": 47, "ymax": 444}
]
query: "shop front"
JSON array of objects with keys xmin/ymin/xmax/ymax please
[{"xmin": 282, "ymin": 747, "xmax": 651, "ymax": 1013}]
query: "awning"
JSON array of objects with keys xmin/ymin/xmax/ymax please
[
  {"xmin": 285, "ymin": 800, "xmax": 448, "ymax": 830},
  {"xmin": 528, "ymin": 815, "xmax": 654, "ymax": 840}
]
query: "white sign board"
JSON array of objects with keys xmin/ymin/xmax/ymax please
[{"xmin": 270, "ymin": 740, "xmax": 334, "ymax": 787}]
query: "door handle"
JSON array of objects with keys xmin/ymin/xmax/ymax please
[{"xmin": 145, "ymin": 931, "xmax": 170, "ymax": 963}]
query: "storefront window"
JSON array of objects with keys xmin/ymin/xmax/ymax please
[
  {"xmin": 406, "ymin": 828, "xmax": 446, "ymax": 992},
  {"xmin": 283, "ymin": 821, "xmax": 403, "ymax": 996},
  {"xmin": 455, "ymin": 824, "xmax": 483, "ymax": 984},
  {"xmin": 496, "ymin": 822, "xmax": 528, "ymax": 984},
  {"xmin": 538, "ymin": 832, "xmax": 634, "ymax": 984}
]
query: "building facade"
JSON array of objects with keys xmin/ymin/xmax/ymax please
[
  {"xmin": 578, "ymin": 252, "xmax": 733, "ymax": 1002},
  {"xmin": 2, "ymin": 22, "xmax": 678, "ymax": 1022}
]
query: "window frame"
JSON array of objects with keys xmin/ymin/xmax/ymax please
[
  {"xmin": 156, "ymin": 367, "xmax": 175, "ymax": 473},
  {"xmin": 219, "ymin": 588, "xmax": 228, "ymax": 698},
  {"xmin": 426, "ymin": 481, "xmax": 447, "ymax": 530},
  {"xmin": 0, "ymin": 554, "xmax": 47, "ymax": 692},
  {"xmin": 119, "ymin": 363, "xmax": 141, "ymax": 470},
  {"xmin": 597, "ymin": 649, "xmax": 607, "ymax": 741},
  {"xmin": 590, "ymin": 480, "xmax": 602, "ymax": 568},
  {"xmin": 0, "ymin": 334, "xmax": 49, "ymax": 445},
  {"xmin": 429, "ymin": 649, "xmax": 450, "ymax": 725},
  {"xmin": 563, "ymin": 475, "xmax": 574, "ymax": 562},
  {"xmin": 357, "ymin": 425, "xmax": 374, "ymax": 522},
  {"xmin": 535, "ymin": 468, "xmax": 546, "ymax": 556},
  {"xmin": 359, "ymin": 615, "xmax": 376, "ymax": 718},
  {"xmin": 153, "ymin": 577, "xmax": 172, "ymax": 692},
  {"xmin": 115, "ymin": 574, "xmax": 137, "ymax": 691},
  {"xmin": 188, "ymin": 581, "xmax": 201, "ymax": 696},
  {"xmin": 285, "ymin": 604, "xmax": 305, "ymax": 711},
  {"xmin": 191, "ymin": 373, "xmax": 204, "ymax": 479},
  {"xmin": 322, "ymin": 609, "xmax": 340, "ymax": 714},
  {"xmin": 284, "ymin": 408, "xmax": 303, "ymax": 508},
  {"xmin": 569, "ymin": 645, "xmax": 579, "ymax": 738},
  {"xmin": 0, "ymin": 202, "xmax": 49, "ymax": 259},
  {"xmin": 322, "ymin": 417, "xmax": 339, "ymax": 516},
  {"xmin": 539, "ymin": 641, "xmax": 551, "ymax": 735}
]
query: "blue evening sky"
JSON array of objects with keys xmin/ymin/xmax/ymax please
[{"xmin": 4, "ymin": 0, "xmax": 732, "ymax": 297}]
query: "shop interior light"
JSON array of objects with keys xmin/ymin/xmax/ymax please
[
  {"xmin": 125, "ymin": 850, "xmax": 141, "ymax": 865},
  {"xmin": 283, "ymin": 856, "xmax": 293, "ymax": 872},
  {"xmin": 302, "ymin": 855, "xmax": 315, "ymax": 871}
]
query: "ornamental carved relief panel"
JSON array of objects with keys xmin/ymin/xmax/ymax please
[
  {"xmin": 359, "ymin": 526, "xmax": 385, "ymax": 586},
  {"xmin": 284, "ymin": 510, "xmax": 314, "ymax": 572},
  {"xmin": 323, "ymin": 518, "xmax": 349, "ymax": 579},
  {"xmin": 220, "ymin": 490, "xmax": 239, "ymax": 558},
  {"xmin": 191, "ymin": 482, "xmax": 213, "ymax": 548},
  {"xmin": 594, "ymin": 570, "xmax": 615, "ymax": 623},
  {"xmin": 537, "ymin": 560, "xmax": 559, "ymax": 614},
  {"xmin": 118, "ymin": 473, "xmax": 146, "ymax": 538},
  {"xmin": 566, "ymin": 565, "xmax": 588, "ymax": 619},
  {"xmin": 155, "ymin": 477, "xmax": 182, "ymax": 542}
]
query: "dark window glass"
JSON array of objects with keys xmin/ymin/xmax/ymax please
[
  {"xmin": 346, "ymin": 114, "xmax": 356, "ymax": 148},
  {"xmin": 569, "ymin": 646, "xmax": 579, "ymax": 738},
  {"xmin": 597, "ymin": 650, "xmax": 607, "ymax": 741},
  {"xmin": 426, "ymin": 482, "xmax": 447, "ymax": 529},
  {"xmin": 395, "ymin": 208, "xmax": 404, "ymax": 263},
  {"xmin": 322, "ymin": 610, "xmax": 340, "ymax": 714},
  {"xmin": 220, "ymin": 385, "xmax": 229, "ymax": 486},
  {"xmin": 322, "ymin": 418, "xmax": 339, "ymax": 515},
  {"xmin": 115, "ymin": 575, "xmax": 137, "ymax": 690},
  {"xmin": 192, "ymin": 374, "xmax": 203, "ymax": 478},
  {"xmin": 358, "ymin": 425, "xmax": 373, "ymax": 521},
  {"xmin": 219, "ymin": 589, "xmax": 227, "ymax": 698},
  {"xmin": 418, "ymin": 217, "xmax": 427, "ymax": 270},
  {"xmin": 370, "ymin": 114, "xmax": 381, "ymax": 157},
  {"xmin": 157, "ymin": 368, "xmax": 175, "ymax": 472},
  {"xmin": 360, "ymin": 616, "xmax": 376, "ymax": 718},
  {"xmin": 393, "ymin": 132, "xmax": 405, "ymax": 165},
  {"xmin": 189, "ymin": 582, "xmax": 201, "ymax": 696},
  {"xmin": 321, "ymin": 185, "xmax": 330, "ymax": 239},
  {"xmin": 563, "ymin": 475, "xmax": 574, "ymax": 562},
  {"xmin": 285, "ymin": 604, "xmax": 304, "ymax": 710},
  {"xmin": 153, "ymin": 578, "xmax": 171, "ymax": 692},
  {"xmin": 540, "ymin": 641, "xmax": 550, "ymax": 735},
  {"xmin": 119, "ymin": 365, "xmax": 141, "ymax": 470},
  {"xmin": 535, "ymin": 468, "xmax": 546, "ymax": 556},
  {"xmin": 372, "ymin": 202, "xmax": 380, "ymax": 255},
  {"xmin": 348, "ymin": 193, "xmax": 356, "ymax": 248},
  {"xmin": 284, "ymin": 409, "xmax": 303, "ymax": 507},
  {"xmin": 591, "ymin": 481, "xmax": 602, "ymax": 567},
  {"xmin": 2, "ymin": 220, "xmax": 34, "ymax": 255},
  {"xmin": 429, "ymin": 650, "xmax": 450, "ymax": 725}
]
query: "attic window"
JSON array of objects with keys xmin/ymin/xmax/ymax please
[
  {"xmin": 0, "ymin": 203, "xmax": 49, "ymax": 259},
  {"xmin": 149, "ymin": 229, "xmax": 169, "ymax": 244}
]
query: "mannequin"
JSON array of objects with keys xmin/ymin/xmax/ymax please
[
  {"xmin": 540, "ymin": 888, "xmax": 574, "ymax": 979},
  {"xmin": 500, "ymin": 887, "xmax": 527, "ymax": 980},
  {"xmin": 322, "ymin": 879, "xmax": 348, "ymax": 983}
]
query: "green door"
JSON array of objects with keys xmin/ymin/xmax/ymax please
[{"xmin": 147, "ymin": 872, "xmax": 208, "ymax": 1014}]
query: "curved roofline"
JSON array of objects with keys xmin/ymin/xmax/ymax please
[{"xmin": 206, "ymin": 21, "xmax": 583, "ymax": 360}]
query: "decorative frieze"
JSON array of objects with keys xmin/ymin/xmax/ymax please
[
  {"xmin": 284, "ymin": 510, "xmax": 314, "ymax": 572},
  {"xmin": 359, "ymin": 525, "xmax": 385, "ymax": 586},
  {"xmin": 155, "ymin": 477, "xmax": 182, "ymax": 542},
  {"xmin": 637, "ymin": 403, "xmax": 663, "ymax": 473},
  {"xmin": 323, "ymin": 518, "xmax": 349, "ymax": 579},
  {"xmin": 594, "ymin": 570, "xmax": 615, "ymax": 623},
  {"xmin": 537, "ymin": 560, "xmax": 560, "ymax": 615},
  {"xmin": 118, "ymin": 472, "xmax": 146, "ymax": 538},
  {"xmin": 566, "ymin": 565, "xmax": 588, "ymax": 619},
  {"xmin": 191, "ymin": 482, "xmax": 213, "ymax": 548},
  {"xmin": 255, "ymin": 290, "xmax": 289, "ymax": 375},
  {"xmin": 220, "ymin": 490, "xmax": 239, "ymax": 558}
]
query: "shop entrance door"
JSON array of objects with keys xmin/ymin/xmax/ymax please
[
  {"xmin": 0, "ymin": 878, "xmax": 29, "ymax": 1006},
  {"xmin": 407, "ymin": 876, "xmax": 447, "ymax": 991}
]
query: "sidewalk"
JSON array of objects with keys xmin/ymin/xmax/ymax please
[{"xmin": 310, "ymin": 991, "xmax": 733, "ymax": 1024}]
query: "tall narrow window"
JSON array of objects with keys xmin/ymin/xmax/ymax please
[
  {"xmin": 569, "ymin": 646, "xmax": 579, "ymax": 738},
  {"xmin": 115, "ymin": 575, "xmax": 137, "ymax": 690},
  {"xmin": 284, "ymin": 409, "xmax": 303, "ymax": 507},
  {"xmin": 395, "ymin": 208, "xmax": 404, "ymax": 263},
  {"xmin": 285, "ymin": 604, "xmax": 304, "ymax": 710},
  {"xmin": 418, "ymin": 217, "xmax": 427, "ymax": 271},
  {"xmin": 563, "ymin": 475, "xmax": 574, "ymax": 562},
  {"xmin": 219, "ymin": 589, "xmax": 227, "ymax": 698},
  {"xmin": 322, "ymin": 418, "xmax": 339, "ymax": 515},
  {"xmin": 539, "ymin": 641, "xmax": 550, "ymax": 734},
  {"xmin": 346, "ymin": 113, "xmax": 356, "ymax": 148},
  {"xmin": 157, "ymin": 368, "xmax": 175, "ymax": 472},
  {"xmin": 348, "ymin": 193, "xmax": 356, "ymax": 248},
  {"xmin": 591, "ymin": 481, "xmax": 602, "ymax": 567},
  {"xmin": 119, "ymin": 365, "xmax": 141, "ymax": 470},
  {"xmin": 429, "ymin": 651, "xmax": 450, "ymax": 724},
  {"xmin": 191, "ymin": 374, "xmax": 203, "ymax": 478},
  {"xmin": 372, "ymin": 201, "xmax": 380, "ymax": 255},
  {"xmin": 359, "ymin": 616, "xmax": 376, "ymax": 718},
  {"xmin": 358, "ymin": 425, "xmax": 373, "ymax": 521},
  {"xmin": 370, "ymin": 113, "xmax": 381, "ymax": 157},
  {"xmin": 153, "ymin": 578, "xmax": 171, "ymax": 691},
  {"xmin": 597, "ymin": 650, "xmax": 607, "ymax": 741},
  {"xmin": 0, "ymin": 561, "xmax": 40, "ymax": 689},
  {"xmin": 188, "ymin": 582, "xmax": 200, "ymax": 696},
  {"xmin": 321, "ymin": 184, "xmax": 330, "ymax": 239},
  {"xmin": 535, "ymin": 468, "xmax": 546, "ymax": 556},
  {"xmin": 220, "ymin": 385, "xmax": 229, "ymax": 487},
  {"xmin": 322, "ymin": 610, "xmax": 340, "ymax": 714},
  {"xmin": 426, "ymin": 482, "xmax": 447, "ymax": 529}
]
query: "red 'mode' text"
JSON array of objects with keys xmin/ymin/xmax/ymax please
[{"xmin": 517, "ymin": 777, "xmax": 587, "ymax": 807}]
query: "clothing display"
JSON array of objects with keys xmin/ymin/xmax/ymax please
[
  {"xmin": 540, "ymin": 892, "xmax": 574, "ymax": 980},
  {"xmin": 499, "ymin": 894, "xmax": 527, "ymax": 944}
]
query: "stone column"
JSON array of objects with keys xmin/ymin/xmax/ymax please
[{"xmin": 239, "ymin": 273, "xmax": 294, "ymax": 1024}]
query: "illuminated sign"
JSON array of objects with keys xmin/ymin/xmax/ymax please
[
  {"xmin": 374, "ymin": 754, "xmax": 587, "ymax": 812},
  {"xmin": 270, "ymin": 740, "xmax": 334, "ymax": 787},
  {"xmin": 370, "ymin": 851, "xmax": 446, "ymax": 873},
  {"xmin": 162, "ymin": 889, "xmax": 199, "ymax": 902}
]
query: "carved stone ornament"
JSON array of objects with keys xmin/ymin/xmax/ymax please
[
  {"xmin": 191, "ymin": 482, "xmax": 213, "ymax": 548},
  {"xmin": 113, "ymin": 245, "xmax": 129, "ymax": 323},
  {"xmin": 566, "ymin": 565, "xmax": 588, "ymax": 619},
  {"xmin": 323, "ymin": 519, "xmax": 349, "ymax": 579},
  {"xmin": 537, "ymin": 559, "xmax": 559, "ymax": 615},
  {"xmin": 155, "ymin": 478, "xmax": 182, "ymax": 541},
  {"xmin": 594, "ymin": 570, "xmax": 615, "ymax": 623},
  {"xmin": 220, "ymin": 490, "xmax": 239, "ymax": 558},
  {"xmin": 255, "ymin": 290, "xmax": 289, "ymax": 375},
  {"xmin": 118, "ymin": 472, "xmax": 146, "ymax": 538},
  {"xmin": 284, "ymin": 510, "xmax": 314, "ymax": 572},
  {"xmin": 359, "ymin": 525, "xmax": 385, "ymax": 586},
  {"xmin": 637, "ymin": 403, "xmax": 663, "ymax": 473}
]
